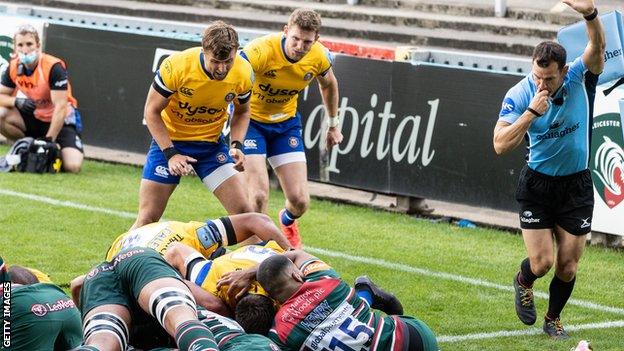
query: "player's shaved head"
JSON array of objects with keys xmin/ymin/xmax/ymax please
[
  {"xmin": 9, "ymin": 266, "xmax": 39, "ymax": 285},
  {"xmin": 257, "ymin": 254, "xmax": 295, "ymax": 299}
]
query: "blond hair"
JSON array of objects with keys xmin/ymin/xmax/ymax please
[{"xmin": 288, "ymin": 8, "xmax": 322, "ymax": 34}]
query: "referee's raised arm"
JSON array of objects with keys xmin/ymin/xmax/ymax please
[{"xmin": 563, "ymin": 0, "xmax": 606, "ymax": 74}]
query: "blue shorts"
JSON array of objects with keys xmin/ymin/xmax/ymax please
[
  {"xmin": 142, "ymin": 137, "xmax": 238, "ymax": 191},
  {"xmin": 243, "ymin": 114, "xmax": 306, "ymax": 168}
]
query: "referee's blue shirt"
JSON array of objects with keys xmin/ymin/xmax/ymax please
[{"xmin": 498, "ymin": 56, "xmax": 599, "ymax": 176}]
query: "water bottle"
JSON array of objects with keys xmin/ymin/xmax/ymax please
[{"xmin": 457, "ymin": 219, "xmax": 476, "ymax": 228}]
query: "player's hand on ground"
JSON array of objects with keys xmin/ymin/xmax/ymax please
[
  {"xmin": 326, "ymin": 127, "xmax": 343, "ymax": 150},
  {"xmin": 529, "ymin": 90, "xmax": 549, "ymax": 116},
  {"xmin": 167, "ymin": 154, "xmax": 196, "ymax": 176},
  {"xmin": 229, "ymin": 148, "xmax": 245, "ymax": 172},
  {"xmin": 217, "ymin": 269, "xmax": 255, "ymax": 301},
  {"xmin": 562, "ymin": 0, "xmax": 595, "ymax": 16}
]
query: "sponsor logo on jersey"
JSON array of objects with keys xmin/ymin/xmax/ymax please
[
  {"xmin": 288, "ymin": 136, "xmax": 299, "ymax": 148},
  {"xmin": 244, "ymin": 139, "xmax": 257, "ymax": 149},
  {"xmin": 591, "ymin": 112, "xmax": 624, "ymax": 209},
  {"xmin": 225, "ymin": 92, "xmax": 236, "ymax": 102},
  {"xmin": 264, "ymin": 70, "xmax": 277, "ymax": 78},
  {"xmin": 216, "ymin": 152, "xmax": 227, "ymax": 163},
  {"xmin": 178, "ymin": 101, "xmax": 223, "ymax": 116},
  {"xmin": 536, "ymin": 122, "xmax": 580, "ymax": 141},
  {"xmin": 303, "ymin": 72, "xmax": 313, "ymax": 81},
  {"xmin": 30, "ymin": 298, "xmax": 76, "ymax": 317},
  {"xmin": 155, "ymin": 165, "xmax": 169, "ymax": 178},
  {"xmin": 500, "ymin": 97, "xmax": 515, "ymax": 116},
  {"xmin": 302, "ymin": 261, "xmax": 331, "ymax": 276},
  {"xmin": 86, "ymin": 267, "xmax": 100, "ymax": 279},
  {"xmin": 259, "ymin": 83, "xmax": 300, "ymax": 96},
  {"xmin": 180, "ymin": 86, "xmax": 195, "ymax": 97},
  {"xmin": 31, "ymin": 304, "xmax": 47, "ymax": 317}
]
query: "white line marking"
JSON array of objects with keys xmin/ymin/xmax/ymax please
[
  {"xmin": 3, "ymin": 188, "xmax": 624, "ymax": 318},
  {"xmin": 0, "ymin": 189, "xmax": 136, "ymax": 219},
  {"xmin": 304, "ymin": 249, "xmax": 624, "ymax": 316},
  {"xmin": 437, "ymin": 320, "xmax": 624, "ymax": 343}
]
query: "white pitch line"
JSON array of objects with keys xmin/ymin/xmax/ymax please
[
  {"xmin": 437, "ymin": 320, "xmax": 624, "ymax": 343},
  {"xmin": 0, "ymin": 189, "xmax": 136, "ymax": 219},
  {"xmin": 3, "ymin": 188, "xmax": 624, "ymax": 318},
  {"xmin": 305, "ymin": 248, "xmax": 624, "ymax": 316}
]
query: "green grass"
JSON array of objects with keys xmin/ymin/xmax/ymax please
[{"xmin": 1, "ymin": 145, "xmax": 623, "ymax": 350}]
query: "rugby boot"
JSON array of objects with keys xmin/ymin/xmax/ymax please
[
  {"xmin": 279, "ymin": 209, "xmax": 302, "ymax": 249},
  {"xmin": 543, "ymin": 317, "xmax": 570, "ymax": 340},
  {"xmin": 513, "ymin": 272, "xmax": 537, "ymax": 325},
  {"xmin": 354, "ymin": 275, "xmax": 404, "ymax": 315}
]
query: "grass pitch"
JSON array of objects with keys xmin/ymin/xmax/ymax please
[{"xmin": 1, "ymin": 146, "xmax": 623, "ymax": 350}]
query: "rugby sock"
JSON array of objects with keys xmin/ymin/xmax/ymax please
[
  {"xmin": 546, "ymin": 275, "xmax": 576, "ymax": 320},
  {"xmin": 356, "ymin": 289, "xmax": 374, "ymax": 306},
  {"xmin": 175, "ymin": 320, "xmax": 218, "ymax": 351},
  {"xmin": 518, "ymin": 258, "xmax": 538, "ymax": 288},
  {"xmin": 280, "ymin": 208, "xmax": 298, "ymax": 226}
]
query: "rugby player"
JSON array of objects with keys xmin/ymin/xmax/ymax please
[
  {"xmin": 107, "ymin": 212, "xmax": 292, "ymax": 261},
  {"xmin": 240, "ymin": 8, "xmax": 343, "ymax": 248},
  {"xmin": 132, "ymin": 20, "xmax": 254, "ymax": 230},
  {"xmin": 5, "ymin": 266, "xmax": 83, "ymax": 350},
  {"xmin": 257, "ymin": 251, "xmax": 439, "ymax": 351},
  {"xmin": 71, "ymin": 247, "xmax": 222, "ymax": 351},
  {"xmin": 167, "ymin": 243, "xmax": 404, "ymax": 336}
]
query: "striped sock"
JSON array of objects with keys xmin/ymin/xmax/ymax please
[
  {"xmin": 280, "ymin": 208, "xmax": 297, "ymax": 226},
  {"xmin": 70, "ymin": 346, "xmax": 101, "ymax": 351},
  {"xmin": 175, "ymin": 320, "xmax": 217, "ymax": 351}
]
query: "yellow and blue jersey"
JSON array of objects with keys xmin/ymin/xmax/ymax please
[
  {"xmin": 241, "ymin": 33, "xmax": 333, "ymax": 123},
  {"xmin": 106, "ymin": 219, "xmax": 233, "ymax": 260},
  {"xmin": 196, "ymin": 240, "xmax": 284, "ymax": 308},
  {"xmin": 152, "ymin": 47, "xmax": 254, "ymax": 141}
]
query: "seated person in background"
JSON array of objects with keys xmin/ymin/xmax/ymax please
[
  {"xmin": 257, "ymin": 251, "xmax": 439, "ymax": 351},
  {"xmin": 106, "ymin": 212, "xmax": 292, "ymax": 261},
  {"xmin": 0, "ymin": 24, "xmax": 83, "ymax": 173},
  {"xmin": 70, "ymin": 247, "xmax": 222, "ymax": 351},
  {"xmin": 6, "ymin": 265, "xmax": 83, "ymax": 351}
]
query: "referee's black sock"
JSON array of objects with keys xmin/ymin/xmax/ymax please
[
  {"xmin": 518, "ymin": 258, "xmax": 538, "ymax": 288},
  {"xmin": 546, "ymin": 274, "xmax": 576, "ymax": 320}
]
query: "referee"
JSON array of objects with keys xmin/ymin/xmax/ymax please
[{"xmin": 493, "ymin": 0, "xmax": 605, "ymax": 340}]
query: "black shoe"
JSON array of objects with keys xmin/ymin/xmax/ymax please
[
  {"xmin": 513, "ymin": 272, "xmax": 536, "ymax": 325},
  {"xmin": 354, "ymin": 275, "xmax": 404, "ymax": 315},
  {"xmin": 543, "ymin": 317, "xmax": 570, "ymax": 340}
]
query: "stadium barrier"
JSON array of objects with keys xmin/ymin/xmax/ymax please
[{"xmin": 1, "ymin": 8, "xmax": 623, "ymax": 237}]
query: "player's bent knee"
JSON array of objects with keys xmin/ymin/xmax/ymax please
[
  {"xmin": 148, "ymin": 286, "xmax": 197, "ymax": 328},
  {"xmin": 83, "ymin": 312, "xmax": 129, "ymax": 351},
  {"xmin": 532, "ymin": 258, "xmax": 553, "ymax": 276}
]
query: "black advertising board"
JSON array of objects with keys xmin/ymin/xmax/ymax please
[
  {"xmin": 298, "ymin": 55, "xmax": 526, "ymax": 211},
  {"xmin": 45, "ymin": 24, "xmax": 198, "ymax": 153},
  {"xmin": 43, "ymin": 25, "xmax": 527, "ymax": 211}
]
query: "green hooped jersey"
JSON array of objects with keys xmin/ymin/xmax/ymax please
[
  {"xmin": 268, "ymin": 260, "xmax": 410, "ymax": 351},
  {"xmin": 197, "ymin": 308, "xmax": 280, "ymax": 351}
]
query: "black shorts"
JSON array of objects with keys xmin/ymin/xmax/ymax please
[
  {"xmin": 20, "ymin": 108, "xmax": 84, "ymax": 152},
  {"xmin": 515, "ymin": 166, "xmax": 594, "ymax": 235}
]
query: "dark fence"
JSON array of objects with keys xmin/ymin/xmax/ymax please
[{"xmin": 45, "ymin": 24, "xmax": 525, "ymax": 212}]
